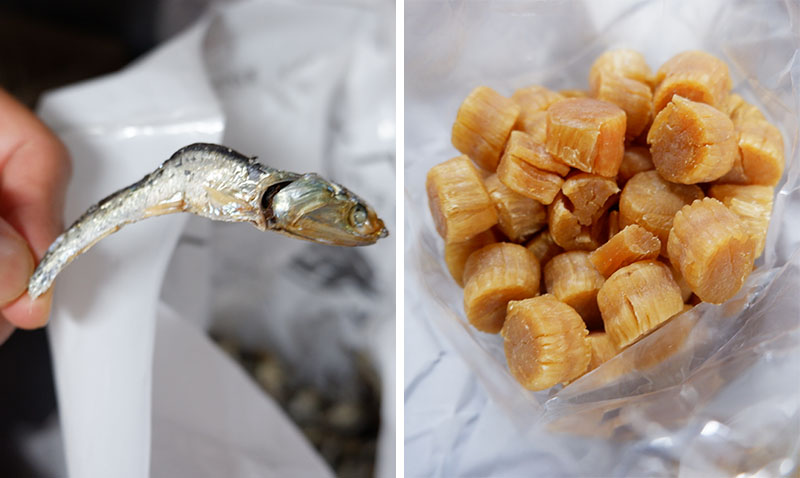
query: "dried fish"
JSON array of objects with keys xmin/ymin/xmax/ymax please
[{"xmin": 28, "ymin": 143, "xmax": 388, "ymax": 299}]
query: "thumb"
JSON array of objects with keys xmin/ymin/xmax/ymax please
[
  {"xmin": 0, "ymin": 214, "xmax": 53, "ymax": 330},
  {"xmin": 0, "ymin": 216, "xmax": 35, "ymax": 307}
]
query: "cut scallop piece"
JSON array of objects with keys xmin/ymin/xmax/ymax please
[
  {"xmin": 589, "ymin": 224, "xmax": 661, "ymax": 278},
  {"xmin": 544, "ymin": 251, "xmax": 605, "ymax": 329},
  {"xmin": 619, "ymin": 170, "xmax": 703, "ymax": 255},
  {"xmin": 546, "ymin": 98, "xmax": 626, "ymax": 177},
  {"xmin": 667, "ymin": 198, "xmax": 756, "ymax": 304},
  {"xmin": 548, "ymin": 193, "xmax": 605, "ymax": 251},
  {"xmin": 463, "ymin": 243, "xmax": 541, "ymax": 333},
  {"xmin": 525, "ymin": 229, "xmax": 564, "ymax": 269},
  {"xmin": 426, "ymin": 155, "xmax": 498, "ymax": 243},
  {"xmin": 451, "ymin": 86, "xmax": 520, "ymax": 171},
  {"xmin": 598, "ymin": 260, "xmax": 684, "ymax": 349},
  {"xmin": 444, "ymin": 229, "xmax": 498, "ymax": 287},
  {"xmin": 592, "ymin": 72, "xmax": 652, "ymax": 140},
  {"xmin": 561, "ymin": 173, "xmax": 620, "ymax": 226},
  {"xmin": 485, "ymin": 174, "xmax": 547, "ymax": 243},
  {"xmin": 503, "ymin": 130, "xmax": 570, "ymax": 176},
  {"xmin": 587, "ymin": 332, "xmax": 620, "ymax": 371},
  {"xmin": 496, "ymin": 153, "xmax": 564, "ymax": 205},
  {"xmin": 719, "ymin": 118, "xmax": 784, "ymax": 186},
  {"xmin": 589, "ymin": 49, "xmax": 654, "ymax": 91},
  {"xmin": 512, "ymin": 85, "xmax": 564, "ymax": 133},
  {"xmin": 647, "ymin": 95, "xmax": 737, "ymax": 184},
  {"xmin": 652, "ymin": 50, "xmax": 732, "ymax": 113},
  {"xmin": 516, "ymin": 110, "xmax": 549, "ymax": 144},
  {"xmin": 617, "ymin": 146, "xmax": 654, "ymax": 186},
  {"xmin": 708, "ymin": 184, "xmax": 773, "ymax": 257},
  {"xmin": 501, "ymin": 294, "xmax": 590, "ymax": 390}
]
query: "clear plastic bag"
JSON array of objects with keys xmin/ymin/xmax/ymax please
[{"xmin": 405, "ymin": 0, "xmax": 800, "ymax": 475}]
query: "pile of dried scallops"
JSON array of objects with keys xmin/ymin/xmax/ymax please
[{"xmin": 426, "ymin": 50, "xmax": 784, "ymax": 391}]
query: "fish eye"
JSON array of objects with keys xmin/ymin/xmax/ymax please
[{"xmin": 350, "ymin": 204, "xmax": 368, "ymax": 227}]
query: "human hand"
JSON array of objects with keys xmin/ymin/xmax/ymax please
[{"xmin": 0, "ymin": 88, "xmax": 71, "ymax": 344}]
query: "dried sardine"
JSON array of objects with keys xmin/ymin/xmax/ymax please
[{"xmin": 28, "ymin": 143, "xmax": 388, "ymax": 299}]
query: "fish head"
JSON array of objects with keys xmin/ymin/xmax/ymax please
[{"xmin": 264, "ymin": 173, "xmax": 388, "ymax": 246}]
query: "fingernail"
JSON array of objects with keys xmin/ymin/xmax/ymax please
[
  {"xmin": 0, "ymin": 220, "xmax": 35, "ymax": 306},
  {"xmin": 2, "ymin": 287, "xmax": 52, "ymax": 330}
]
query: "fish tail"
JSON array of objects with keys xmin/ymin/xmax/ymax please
[{"xmin": 27, "ymin": 168, "xmax": 181, "ymax": 299}]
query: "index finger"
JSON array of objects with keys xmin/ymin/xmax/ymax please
[
  {"xmin": 0, "ymin": 88, "xmax": 71, "ymax": 254},
  {"xmin": 0, "ymin": 88, "xmax": 71, "ymax": 329}
]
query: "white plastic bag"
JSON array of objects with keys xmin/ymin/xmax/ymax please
[
  {"xmin": 38, "ymin": 1, "xmax": 395, "ymax": 476},
  {"xmin": 405, "ymin": 0, "xmax": 799, "ymax": 476}
]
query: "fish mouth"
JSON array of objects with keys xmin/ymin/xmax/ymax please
[
  {"xmin": 281, "ymin": 217, "xmax": 387, "ymax": 246},
  {"xmin": 374, "ymin": 219, "xmax": 389, "ymax": 239}
]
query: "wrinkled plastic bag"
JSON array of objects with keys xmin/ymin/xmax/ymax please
[
  {"xmin": 405, "ymin": 0, "xmax": 800, "ymax": 476},
  {"xmin": 37, "ymin": 1, "xmax": 394, "ymax": 477}
]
